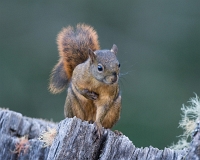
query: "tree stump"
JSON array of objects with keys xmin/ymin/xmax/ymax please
[{"xmin": 0, "ymin": 108, "xmax": 197, "ymax": 160}]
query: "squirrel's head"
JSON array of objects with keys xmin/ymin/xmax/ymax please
[{"xmin": 89, "ymin": 44, "xmax": 120, "ymax": 85}]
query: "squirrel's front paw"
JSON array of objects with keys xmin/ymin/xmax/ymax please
[
  {"xmin": 82, "ymin": 89, "xmax": 98, "ymax": 100},
  {"xmin": 93, "ymin": 121, "xmax": 103, "ymax": 138}
]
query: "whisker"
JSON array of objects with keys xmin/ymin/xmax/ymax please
[{"xmin": 120, "ymin": 70, "xmax": 133, "ymax": 77}]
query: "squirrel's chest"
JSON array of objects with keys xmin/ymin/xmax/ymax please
[
  {"xmin": 83, "ymin": 101, "xmax": 96, "ymax": 121},
  {"xmin": 72, "ymin": 70, "xmax": 119, "ymax": 103}
]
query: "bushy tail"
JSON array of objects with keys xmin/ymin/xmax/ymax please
[{"xmin": 49, "ymin": 24, "xmax": 100, "ymax": 94}]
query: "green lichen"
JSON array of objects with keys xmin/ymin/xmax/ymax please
[{"xmin": 170, "ymin": 94, "xmax": 200, "ymax": 150}]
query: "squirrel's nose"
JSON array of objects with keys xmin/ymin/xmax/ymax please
[
  {"xmin": 105, "ymin": 72, "xmax": 118, "ymax": 84},
  {"xmin": 111, "ymin": 72, "xmax": 118, "ymax": 83}
]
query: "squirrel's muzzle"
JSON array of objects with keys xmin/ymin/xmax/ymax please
[{"xmin": 105, "ymin": 72, "xmax": 118, "ymax": 84}]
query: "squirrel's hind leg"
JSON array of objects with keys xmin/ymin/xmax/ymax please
[{"xmin": 64, "ymin": 87, "xmax": 85, "ymax": 120}]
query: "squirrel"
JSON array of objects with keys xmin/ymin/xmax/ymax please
[{"xmin": 49, "ymin": 24, "xmax": 121, "ymax": 137}]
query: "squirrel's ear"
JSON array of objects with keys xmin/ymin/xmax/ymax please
[
  {"xmin": 49, "ymin": 60, "xmax": 68, "ymax": 94},
  {"xmin": 88, "ymin": 48, "xmax": 96, "ymax": 63},
  {"xmin": 111, "ymin": 44, "xmax": 118, "ymax": 55}
]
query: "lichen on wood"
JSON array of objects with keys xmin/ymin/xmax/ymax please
[{"xmin": 0, "ymin": 108, "xmax": 189, "ymax": 159}]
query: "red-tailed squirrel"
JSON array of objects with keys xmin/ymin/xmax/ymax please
[{"xmin": 49, "ymin": 24, "xmax": 121, "ymax": 136}]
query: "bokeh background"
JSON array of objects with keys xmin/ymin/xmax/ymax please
[{"xmin": 1, "ymin": 1, "xmax": 200, "ymax": 149}]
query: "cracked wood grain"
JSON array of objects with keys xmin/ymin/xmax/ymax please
[{"xmin": 0, "ymin": 108, "xmax": 189, "ymax": 160}]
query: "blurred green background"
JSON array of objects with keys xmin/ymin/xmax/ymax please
[{"xmin": 1, "ymin": 1, "xmax": 200, "ymax": 149}]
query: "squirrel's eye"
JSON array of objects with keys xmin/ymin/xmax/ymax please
[
  {"xmin": 118, "ymin": 63, "xmax": 120, "ymax": 68},
  {"xmin": 97, "ymin": 64, "xmax": 103, "ymax": 72}
]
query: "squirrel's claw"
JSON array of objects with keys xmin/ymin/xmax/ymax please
[
  {"xmin": 93, "ymin": 121, "xmax": 103, "ymax": 138},
  {"xmin": 88, "ymin": 120, "xmax": 94, "ymax": 124},
  {"xmin": 114, "ymin": 130, "xmax": 123, "ymax": 136}
]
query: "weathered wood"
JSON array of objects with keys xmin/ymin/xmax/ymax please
[
  {"xmin": 0, "ymin": 108, "xmax": 192, "ymax": 159},
  {"xmin": 0, "ymin": 109, "xmax": 55, "ymax": 160},
  {"xmin": 185, "ymin": 122, "xmax": 200, "ymax": 160}
]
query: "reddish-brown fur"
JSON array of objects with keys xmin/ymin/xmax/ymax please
[
  {"xmin": 57, "ymin": 24, "xmax": 100, "ymax": 80},
  {"xmin": 49, "ymin": 24, "xmax": 121, "ymax": 133}
]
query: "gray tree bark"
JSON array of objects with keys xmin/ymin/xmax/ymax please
[{"xmin": 0, "ymin": 108, "xmax": 195, "ymax": 160}]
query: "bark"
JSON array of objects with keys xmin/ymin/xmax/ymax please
[{"xmin": 0, "ymin": 108, "xmax": 193, "ymax": 160}]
